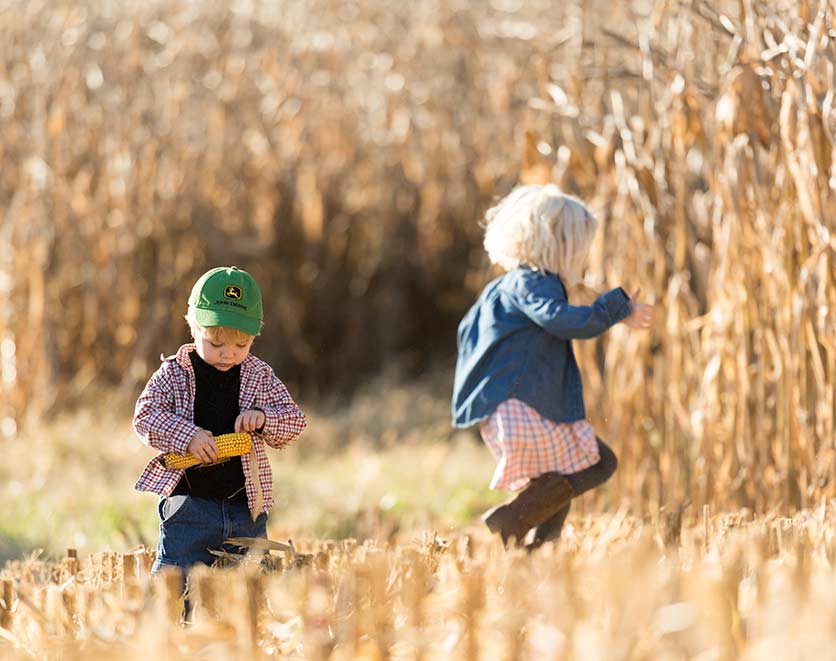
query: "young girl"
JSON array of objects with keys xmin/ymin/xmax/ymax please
[{"xmin": 452, "ymin": 184, "xmax": 654, "ymax": 548}]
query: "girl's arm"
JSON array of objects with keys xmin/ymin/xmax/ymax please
[
  {"xmin": 133, "ymin": 364, "xmax": 201, "ymax": 455},
  {"xmin": 250, "ymin": 367, "xmax": 307, "ymax": 450},
  {"xmin": 518, "ymin": 280, "xmax": 633, "ymax": 339}
]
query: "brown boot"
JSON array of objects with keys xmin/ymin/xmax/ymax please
[
  {"xmin": 526, "ymin": 502, "xmax": 571, "ymax": 552},
  {"xmin": 482, "ymin": 473, "xmax": 575, "ymax": 546}
]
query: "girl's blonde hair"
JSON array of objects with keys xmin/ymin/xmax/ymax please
[
  {"xmin": 185, "ymin": 306, "xmax": 258, "ymax": 343},
  {"xmin": 482, "ymin": 184, "xmax": 598, "ymax": 285}
]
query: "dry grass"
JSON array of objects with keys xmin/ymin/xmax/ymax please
[{"xmin": 2, "ymin": 510, "xmax": 836, "ymax": 659}]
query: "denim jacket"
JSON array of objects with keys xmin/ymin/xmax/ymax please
[{"xmin": 452, "ymin": 266, "xmax": 632, "ymax": 427}]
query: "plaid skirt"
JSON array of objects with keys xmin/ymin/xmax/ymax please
[{"xmin": 479, "ymin": 398, "xmax": 600, "ymax": 491}]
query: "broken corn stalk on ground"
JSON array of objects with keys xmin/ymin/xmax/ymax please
[{"xmin": 162, "ymin": 432, "xmax": 252, "ymax": 469}]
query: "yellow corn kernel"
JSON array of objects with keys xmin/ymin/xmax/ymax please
[{"xmin": 162, "ymin": 432, "xmax": 252, "ymax": 470}]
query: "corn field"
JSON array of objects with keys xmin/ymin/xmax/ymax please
[
  {"xmin": 1, "ymin": 0, "xmax": 835, "ymax": 508},
  {"xmin": 3, "ymin": 1, "xmax": 836, "ymax": 655},
  {"xmin": 3, "ymin": 512, "xmax": 836, "ymax": 659}
]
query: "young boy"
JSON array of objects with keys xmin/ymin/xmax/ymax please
[{"xmin": 133, "ymin": 266, "xmax": 307, "ymax": 572}]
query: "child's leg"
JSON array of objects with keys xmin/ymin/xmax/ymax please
[
  {"xmin": 565, "ymin": 437, "xmax": 618, "ymax": 495},
  {"xmin": 483, "ymin": 472, "xmax": 574, "ymax": 546},
  {"xmin": 152, "ymin": 495, "xmax": 226, "ymax": 573},
  {"xmin": 219, "ymin": 499, "xmax": 268, "ymax": 557},
  {"xmin": 215, "ymin": 499, "xmax": 271, "ymax": 569},
  {"xmin": 527, "ymin": 438, "xmax": 617, "ymax": 550},
  {"xmin": 527, "ymin": 502, "xmax": 571, "ymax": 549},
  {"xmin": 152, "ymin": 495, "xmax": 230, "ymax": 623},
  {"xmin": 486, "ymin": 438, "xmax": 617, "ymax": 547}
]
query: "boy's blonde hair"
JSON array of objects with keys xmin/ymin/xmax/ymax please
[
  {"xmin": 185, "ymin": 306, "xmax": 258, "ymax": 343},
  {"xmin": 483, "ymin": 184, "xmax": 598, "ymax": 285}
]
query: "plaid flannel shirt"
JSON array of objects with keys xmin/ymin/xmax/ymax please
[{"xmin": 133, "ymin": 344, "xmax": 306, "ymax": 516}]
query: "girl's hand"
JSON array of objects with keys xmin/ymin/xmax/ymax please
[
  {"xmin": 623, "ymin": 288, "xmax": 655, "ymax": 329},
  {"xmin": 187, "ymin": 429, "xmax": 218, "ymax": 463},
  {"xmin": 235, "ymin": 409, "xmax": 266, "ymax": 433}
]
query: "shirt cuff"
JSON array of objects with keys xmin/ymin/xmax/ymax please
[
  {"xmin": 173, "ymin": 419, "xmax": 201, "ymax": 455},
  {"xmin": 604, "ymin": 287, "xmax": 633, "ymax": 324}
]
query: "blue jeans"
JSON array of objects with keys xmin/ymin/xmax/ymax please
[{"xmin": 152, "ymin": 494, "xmax": 268, "ymax": 573}]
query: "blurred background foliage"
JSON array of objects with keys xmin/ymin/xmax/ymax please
[{"xmin": 1, "ymin": 0, "xmax": 835, "ymax": 515}]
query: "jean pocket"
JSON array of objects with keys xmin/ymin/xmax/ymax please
[{"xmin": 159, "ymin": 494, "xmax": 191, "ymax": 525}]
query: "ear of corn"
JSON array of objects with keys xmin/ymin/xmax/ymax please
[{"xmin": 162, "ymin": 432, "xmax": 252, "ymax": 470}]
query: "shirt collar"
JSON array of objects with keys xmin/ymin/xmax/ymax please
[{"xmin": 175, "ymin": 343, "xmax": 196, "ymax": 369}]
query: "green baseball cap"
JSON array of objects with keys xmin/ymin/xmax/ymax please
[{"xmin": 188, "ymin": 266, "xmax": 263, "ymax": 335}]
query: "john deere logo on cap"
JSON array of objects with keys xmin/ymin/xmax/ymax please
[{"xmin": 224, "ymin": 285, "xmax": 243, "ymax": 300}]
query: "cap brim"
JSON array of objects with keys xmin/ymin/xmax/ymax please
[{"xmin": 193, "ymin": 308, "xmax": 261, "ymax": 335}]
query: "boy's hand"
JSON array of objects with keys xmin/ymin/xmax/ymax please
[
  {"xmin": 188, "ymin": 429, "xmax": 218, "ymax": 463},
  {"xmin": 235, "ymin": 409, "xmax": 266, "ymax": 433},
  {"xmin": 623, "ymin": 288, "xmax": 655, "ymax": 330}
]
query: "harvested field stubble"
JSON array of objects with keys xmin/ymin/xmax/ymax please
[{"xmin": 2, "ymin": 512, "xmax": 836, "ymax": 659}]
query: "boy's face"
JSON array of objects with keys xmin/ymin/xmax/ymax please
[{"xmin": 193, "ymin": 326, "xmax": 255, "ymax": 371}]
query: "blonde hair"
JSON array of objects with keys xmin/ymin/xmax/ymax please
[
  {"xmin": 185, "ymin": 306, "xmax": 258, "ymax": 343},
  {"xmin": 482, "ymin": 184, "xmax": 599, "ymax": 285}
]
